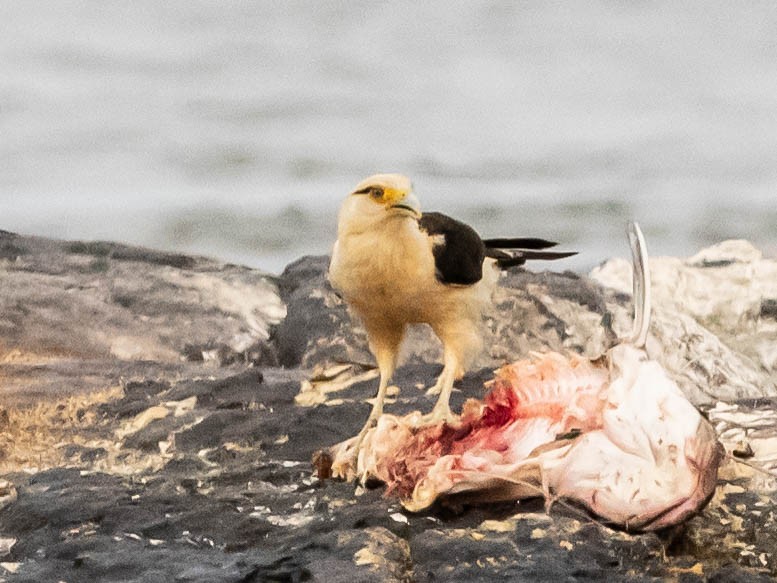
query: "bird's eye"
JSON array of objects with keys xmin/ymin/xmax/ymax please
[{"xmin": 370, "ymin": 187, "xmax": 384, "ymax": 199}]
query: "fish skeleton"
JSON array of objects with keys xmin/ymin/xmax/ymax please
[{"xmin": 325, "ymin": 223, "xmax": 724, "ymax": 531}]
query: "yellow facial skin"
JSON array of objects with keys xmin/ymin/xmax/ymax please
[
  {"xmin": 351, "ymin": 173, "xmax": 421, "ymax": 218},
  {"xmin": 374, "ymin": 185, "xmax": 406, "ymax": 205}
]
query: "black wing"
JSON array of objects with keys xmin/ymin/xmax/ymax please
[
  {"xmin": 484, "ymin": 236, "xmax": 578, "ymax": 268},
  {"xmin": 481, "ymin": 237, "xmax": 558, "ymax": 250},
  {"xmin": 418, "ymin": 212, "xmax": 485, "ymax": 285},
  {"xmin": 486, "ymin": 248, "xmax": 579, "ymax": 268}
]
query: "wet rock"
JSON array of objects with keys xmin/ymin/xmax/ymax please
[
  {"xmin": 275, "ymin": 256, "xmax": 621, "ymax": 375},
  {"xmin": 592, "ymin": 240, "xmax": 777, "ymax": 402},
  {"xmin": 0, "ymin": 230, "xmax": 285, "ymax": 364},
  {"xmin": 1, "ymin": 361, "xmax": 774, "ymax": 581},
  {"xmin": 761, "ymin": 299, "xmax": 777, "ymax": 320},
  {"xmin": 1, "ymin": 233, "xmax": 776, "ymax": 581},
  {"xmin": 278, "ymin": 252, "xmax": 777, "ymax": 405},
  {"xmin": 274, "ymin": 255, "xmax": 373, "ymax": 369}
]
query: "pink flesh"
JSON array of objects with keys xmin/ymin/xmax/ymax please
[
  {"xmin": 372, "ymin": 354, "xmax": 609, "ymax": 498},
  {"xmin": 330, "ymin": 347, "xmax": 723, "ymax": 531}
]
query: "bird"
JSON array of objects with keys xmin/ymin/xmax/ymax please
[{"xmin": 328, "ymin": 173, "xmax": 576, "ymax": 466}]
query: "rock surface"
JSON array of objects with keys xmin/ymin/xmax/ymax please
[
  {"xmin": 592, "ymin": 239, "xmax": 777, "ymax": 403},
  {"xmin": 0, "ymin": 230, "xmax": 284, "ymax": 368},
  {"xmin": 1, "ymin": 230, "xmax": 776, "ymax": 581}
]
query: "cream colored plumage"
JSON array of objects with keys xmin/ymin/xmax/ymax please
[{"xmin": 329, "ymin": 174, "xmax": 574, "ymax": 473}]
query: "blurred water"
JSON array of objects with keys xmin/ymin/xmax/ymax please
[{"xmin": 1, "ymin": 1, "xmax": 776, "ymax": 273}]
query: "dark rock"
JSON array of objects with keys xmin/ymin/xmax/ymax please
[
  {"xmin": 760, "ymin": 298, "xmax": 777, "ymax": 320},
  {"xmin": 62, "ymin": 445, "xmax": 108, "ymax": 464},
  {"xmin": 502, "ymin": 268, "xmax": 618, "ymax": 314},
  {"xmin": 122, "ymin": 416, "xmax": 179, "ymax": 452},
  {"xmin": 67, "ymin": 239, "xmax": 197, "ymax": 270},
  {"xmin": 273, "ymin": 255, "xmax": 624, "ymax": 374},
  {"xmin": 0, "ymin": 237, "xmax": 27, "ymax": 261},
  {"xmin": 707, "ymin": 564, "xmax": 776, "ymax": 582},
  {"xmin": 0, "ymin": 359, "xmax": 235, "ymax": 407},
  {"xmin": 182, "ymin": 340, "xmax": 279, "ymax": 367},
  {"xmin": 175, "ymin": 410, "xmax": 265, "ymax": 452},
  {"xmin": 3, "ymin": 360, "xmax": 773, "ymax": 581},
  {"xmin": 1, "ymin": 233, "xmax": 776, "ymax": 582},
  {"xmin": 0, "ymin": 231, "xmax": 284, "ymax": 364},
  {"xmin": 276, "ymin": 254, "xmax": 330, "ymax": 299},
  {"xmin": 162, "ymin": 369, "xmax": 265, "ymax": 410},
  {"xmin": 274, "ymin": 255, "xmax": 372, "ymax": 368},
  {"xmin": 101, "ymin": 380, "xmax": 171, "ymax": 419}
]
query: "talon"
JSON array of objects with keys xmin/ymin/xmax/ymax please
[
  {"xmin": 426, "ymin": 407, "xmax": 459, "ymax": 426},
  {"xmin": 408, "ymin": 405, "xmax": 460, "ymax": 428},
  {"xmin": 342, "ymin": 414, "xmax": 380, "ymax": 483},
  {"xmin": 425, "ymin": 379, "xmax": 443, "ymax": 396}
]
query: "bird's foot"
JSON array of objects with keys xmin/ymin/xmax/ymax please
[
  {"xmin": 411, "ymin": 403, "xmax": 460, "ymax": 428},
  {"xmin": 424, "ymin": 380, "xmax": 443, "ymax": 396},
  {"xmin": 338, "ymin": 416, "xmax": 379, "ymax": 483}
]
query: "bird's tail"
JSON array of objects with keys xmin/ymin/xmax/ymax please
[
  {"xmin": 482, "ymin": 237, "xmax": 558, "ymax": 250},
  {"xmin": 484, "ymin": 238, "xmax": 577, "ymax": 269}
]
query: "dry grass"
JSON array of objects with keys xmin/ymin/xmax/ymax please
[
  {"xmin": 0, "ymin": 386, "xmax": 123, "ymax": 474},
  {"xmin": 0, "ymin": 347, "xmax": 70, "ymax": 365}
]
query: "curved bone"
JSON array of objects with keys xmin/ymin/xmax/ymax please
[{"xmin": 627, "ymin": 222, "xmax": 651, "ymax": 348}]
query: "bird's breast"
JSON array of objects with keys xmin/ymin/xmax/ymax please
[{"xmin": 329, "ymin": 221, "xmax": 439, "ymax": 316}]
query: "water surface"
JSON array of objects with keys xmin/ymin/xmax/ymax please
[{"xmin": 2, "ymin": 1, "xmax": 776, "ymax": 273}]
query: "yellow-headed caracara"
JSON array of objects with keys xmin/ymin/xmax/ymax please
[{"xmin": 329, "ymin": 174, "xmax": 576, "ymax": 460}]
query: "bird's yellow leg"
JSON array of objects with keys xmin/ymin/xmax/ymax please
[
  {"xmin": 346, "ymin": 324, "xmax": 402, "ymax": 481},
  {"xmin": 344, "ymin": 371, "xmax": 391, "ymax": 481},
  {"xmin": 419, "ymin": 317, "xmax": 479, "ymax": 426},
  {"xmin": 360, "ymin": 372, "xmax": 391, "ymax": 435},
  {"xmin": 424, "ymin": 374, "xmax": 444, "ymax": 396},
  {"xmin": 418, "ymin": 350, "xmax": 460, "ymax": 426}
]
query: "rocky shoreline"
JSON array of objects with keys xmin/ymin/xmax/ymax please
[{"xmin": 1, "ymin": 230, "xmax": 776, "ymax": 581}]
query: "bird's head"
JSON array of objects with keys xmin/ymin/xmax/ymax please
[{"xmin": 337, "ymin": 174, "xmax": 421, "ymax": 234}]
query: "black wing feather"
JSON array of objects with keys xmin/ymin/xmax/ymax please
[
  {"xmin": 418, "ymin": 212, "xmax": 485, "ymax": 285},
  {"xmin": 482, "ymin": 237, "xmax": 558, "ymax": 250},
  {"xmin": 484, "ymin": 236, "xmax": 577, "ymax": 269},
  {"xmin": 492, "ymin": 250, "xmax": 578, "ymax": 269}
]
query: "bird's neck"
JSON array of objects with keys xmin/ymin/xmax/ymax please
[{"xmin": 338, "ymin": 213, "xmax": 416, "ymax": 238}]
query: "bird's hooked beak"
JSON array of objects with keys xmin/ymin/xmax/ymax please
[{"xmin": 389, "ymin": 191, "xmax": 421, "ymax": 219}]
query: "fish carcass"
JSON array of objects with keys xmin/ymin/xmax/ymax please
[{"xmin": 325, "ymin": 223, "xmax": 724, "ymax": 531}]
